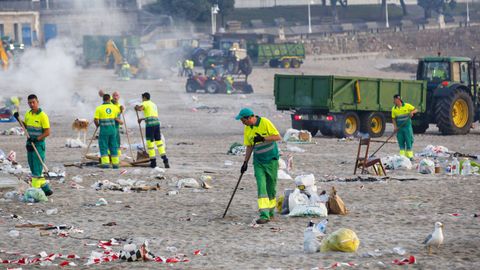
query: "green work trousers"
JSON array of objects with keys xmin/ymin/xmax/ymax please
[
  {"xmin": 27, "ymin": 140, "xmax": 46, "ymax": 188},
  {"xmin": 254, "ymin": 159, "xmax": 279, "ymax": 220},
  {"xmin": 397, "ymin": 124, "xmax": 414, "ymax": 151},
  {"xmin": 99, "ymin": 132, "xmax": 118, "ymax": 167}
]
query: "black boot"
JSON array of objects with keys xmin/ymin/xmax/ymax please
[
  {"xmin": 150, "ymin": 158, "xmax": 157, "ymax": 168},
  {"xmin": 162, "ymin": 156, "xmax": 170, "ymax": 168}
]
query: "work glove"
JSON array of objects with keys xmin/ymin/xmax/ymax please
[
  {"xmin": 241, "ymin": 161, "xmax": 248, "ymax": 174},
  {"xmin": 253, "ymin": 133, "xmax": 265, "ymax": 144},
  {"xmin": 13, "ymin": 112, "xmax": 19, "ymax": 119}
]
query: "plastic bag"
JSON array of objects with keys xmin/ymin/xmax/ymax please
[
  {"xmin": 23, "ymin": 188, "xmax": 48, "ymax": 202},
  {"xmin": 277, "ymin": 169, "xmax": 292, "ymax": 180},
  {"xmin": 295, "ymin": 174, "xmax": 315, "ymax": 187},
  {"xmin": 284, "ymin": 128, "xmax": 312, "ymax": 143},
  {"xmin": 289, "ymin": 204, "xmax": 328, "ymax": 217},
  {"xmin": 304, "ymin": 224, "xmax": 324, "ymax": 253},
  {"xmin": 382, "ymin": 155, "xmax": 412, "ymax": 170},
  {"xmin": 418, "ymin": 158, "xmax": 435, "ymax": 174},
  {"xmin": 320, "ymin": 228, "xmax": 360, "ymax": 252},
  {"xmin": 327, "ymin": 187, "xmax": 348, "ymax": 215},
  {"xmin": 288, "ymin": 188, "xmax": 309, "ymax": 212},
  {"xmin": 417, "ymin": 145, "xmax": 449, "ymax": 158}
]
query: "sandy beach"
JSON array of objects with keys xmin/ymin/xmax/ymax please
[{"xmin": 1, "ymin": 57, "xmax": 479, "ymax": 269}]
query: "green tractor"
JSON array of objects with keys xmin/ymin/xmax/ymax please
[{"xmin": 414, "ymin": 56, "xmax": 480, "ymax": 135}]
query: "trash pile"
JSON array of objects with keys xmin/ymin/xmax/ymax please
[
  {"xmin": 283, "ymin": 129, "xmax": 313, "ymax": 144},
  {"xmin": 381, "ymin": 155, "xmax": 412, "ymax": 170},
  {"xmin": 91, "ymin": 179, "xmax": 161, "ymax": 192},
  {"xmin": 416, "ymin": 145, "xmax": 449, "ymax": 158},
  {"xmin": 65, "ymin": 138, "xmax": 86, "ymax": 148},
  {"xmin": 1, "ymin": 127, "xmax": 24, "ymax": 136},
  {"xmin": 303, "ymin": 219, "xmax": 359, "ymax": 254},
  {"xmin": 227, "ymin": 142, "xmax": 246, "ymax": 156},
  {"xmin": 278, "ymin": 174, "xmax": 328, "ymax": 217}
]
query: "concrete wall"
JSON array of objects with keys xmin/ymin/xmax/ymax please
[
  {"xmin": 235, "ymin": 0, "xmax": 469, "ymax": 8},
  {"xmin": 306, "ymin": 26, "xmax": 480, "ymax": 58},
  {"xmin": 0, "ymin": 11, "xmax": 40, "ymax": 44}
]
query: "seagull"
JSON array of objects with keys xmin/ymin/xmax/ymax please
[{"xmin": 423, "ymin": 222, "xmax": 444, "ymax": 255}]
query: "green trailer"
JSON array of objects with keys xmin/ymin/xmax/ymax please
[
  {"xmin": 275, "ymin": 56, "xmax": 480, "ymax": 138},
  {"xmin": 250, "ymin": 43, "xmax": 305, "ymax": 68},
  {"xmin": 274, "ymin": 74, "xmax": 427, "ymax": 138}
]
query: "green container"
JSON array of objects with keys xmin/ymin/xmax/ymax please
[
  {"xmin": 274, "ymin": 74, "xmax": 427, "ymax": 113},
  {"xmin": 255, "ymin": 43, "xmax": 305, "ymax": 64}
]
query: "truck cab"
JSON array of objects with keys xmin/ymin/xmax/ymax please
[{"xmin": 413, "ymin": 56, "xmax": 479, "ymax": 135}]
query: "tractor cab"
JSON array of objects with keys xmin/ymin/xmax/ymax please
[{"xmin": 417, "ymin": 57, "xmax": 473, "ymax": 89}]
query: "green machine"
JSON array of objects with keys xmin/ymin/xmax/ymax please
[
  {"xmin": 250, "ymin": 43, "xmax": 305, "ymax": 68},
  {"xmin": 274, "ymin": 56, "xmax": 480, "ymax": 137}
]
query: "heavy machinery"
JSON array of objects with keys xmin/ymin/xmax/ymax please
[
  {"xmin": 274, "ymin": 56, "xmax": 480, "ymax": 137},
  {"xmin": 255, "ymin": 43, "xmax": 305, "ymax": 68},
  {"xmin": 0, "ymin": 39, "xmax": 8, "ymax": 70},
  {"xmin": 186, "ymin": 73, "xmax": 253, "ymax": 94},
  {"xmin": 202, "ymin": 46, "xmax": 253, "ymax": 76},
  {"xmin": 104, "ymin": 39, "xmax": 150, "ymax": 79}
]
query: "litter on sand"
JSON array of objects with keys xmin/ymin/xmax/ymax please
[{"xmin": 283, "ymin": 129, "xmax": 313, "ymax": 143}]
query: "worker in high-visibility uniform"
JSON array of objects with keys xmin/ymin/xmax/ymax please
[
  {"xmin": 120, "ymin": 59, "xmax": 131, "ymax": 81},
  {"xmin": 183, "ymin": 59, "xmax": 194, "ymax": 77},
  {"xmin": 135, "ymin": 92, "xmax": 170, "ymax": 169},
  {"xmin": 94, "ymin": 94, "xmax": 122, "ymax": 169},
  {"xmin": 111, "ymin": 91, "xmax": 124, "ymax": 157},
  {"xmin": 16, "ymin": 94, "xmax": 53, "ymax": 195},
  {"xmin": 392, "ymin": 95, "xmax": 417, "ymax": 161},
  {"xmin": 237, "ymin": 108, "xmax": 282, "ymax": 224}
]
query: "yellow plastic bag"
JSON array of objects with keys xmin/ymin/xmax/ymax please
[{"xmin": 320, "ymin": 228, "xmax": 360, "ymax": 252}]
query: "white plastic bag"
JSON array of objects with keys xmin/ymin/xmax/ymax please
[
  {"xmin": 295, "ymin": 174, "xmax": 315, "ymax": 187},
  {"xmin": 418, "ymin": 158, "xmax": 435, "ymax": 174},
  {"xmin": 277, "ymin": 169, "xmax": 292, "ymax": 180},
  {"xmin": 284, "ymin": 128, "xmax": 312, "ymax": 143},
  {"xmin": 304, "ymin": 226, "xmax": 323, "ymax": 253},
  {"xmin": 288, "ymin": 188, "xmax": 309, "ymax": 212},
  {"xmin": 382, "ymin": 155, "xmax": 412, "ymax": 170},
  {"xmin": 289, "ymin": 203, "xmax": 328, "ymax": 217}
]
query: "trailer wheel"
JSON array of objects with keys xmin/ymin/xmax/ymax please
[
  {"xmin": 360, "ymin": 112, "xmax": 386, "ymax": 138},
  {"xmin": 333, "ymin": 112, "xmax": 360, "ymax": 138},
  {"xmin": 269, "ymin": 59, "xmax": 279, "ymax": 68},
  {"xmin": 282, "ymin": 59, "xmax": 291, "ymax": 68},
  {"xmin": 435, "ymin": 89, "xmax": 474, "ymax": 135},
  {"xmin": 239, "ymin": 56, "xmax": 253, "ymax": 75},
  {"xmin": 205, "ymin": 81, "xmax": 221, "ymax": 94},
  {"xmin": 291, "ymin": 59, "xmax": 301, "ymax": 68}
]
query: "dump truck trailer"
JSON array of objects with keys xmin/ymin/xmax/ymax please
[
  {"xmin": 275, "ymin": 75, "xmax": 427, "ymax": 138},
  {"xmin": 275, "ymin": 56, "xmax": 480, "ymax": 138}
]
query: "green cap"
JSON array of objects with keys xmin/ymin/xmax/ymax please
[{"xmin": 235, "ymin": 108, "xmax": 254, "ymax": 120}]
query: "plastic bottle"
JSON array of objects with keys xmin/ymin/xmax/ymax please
[
  {"xmin": 461, "ymin": 159, "xmax": 471, "ymax": 175},
  {"xmin": 315, "ymin": 218, "xmax": 329, "ymax": 234},
  {"xmin": 451, "ymin": 157, "xmax": 460, "ymax": 175}
]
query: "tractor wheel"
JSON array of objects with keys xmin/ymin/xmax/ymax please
[
  {"xmin": 360, "ymin": 112, "xmax": 386, "ymax": 138},
  {"xmin": 291, "ymin": 59, "xmax": 301, "ymax": 68},
  {"xmin": 282, "ymin": 59, "xmax": 291, "ymax": 69},
  {"xmin": 435, "ymin": 89, "xmax": 474, "ymax": 135},
  {"xmin": 205, "ymin": 80, "xmax": 221, "ymax": 94},
  {"xmin": 239, "ymin": 56, "xmax": 253, "ymax": 75},
  {"xmin": 226, "ymin": 59, "xmax": 239, "ymax": 74},
  {"xmin": 332, "ymin": 112, "xmax": 360, "ymax": 138},
  {"xmin": 269, "ymin": 59, "xmax": 279, "ymax": 68},
  {"xmin": 186, "ymin": 79, "xmax": 197, "ymax": 93}
]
